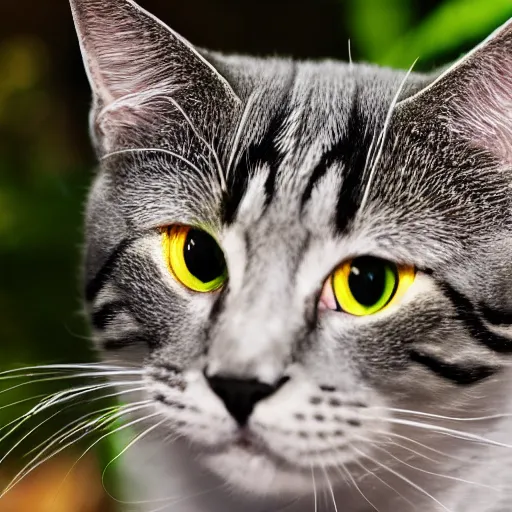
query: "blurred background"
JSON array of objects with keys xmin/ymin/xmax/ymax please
[{"xmin": 0, "ymin": 0, "xmax": 510, "ymax": 510}]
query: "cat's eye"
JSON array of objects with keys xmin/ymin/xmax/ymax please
[
  {"xmin": 162, "ymin": 226, "xmax": 227, "ymax": 292},
  {"xmin": 327, "ymin": 256, "xmax": 415, "ymax": 316}
]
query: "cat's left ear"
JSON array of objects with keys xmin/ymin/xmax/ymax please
[
  {"xmin": 69, "ymin": 0, "xmax": 240, "ymax": 154},
  {"xmin": 398, "ymin": 19, "xmax": 512, "ymax": 164}
]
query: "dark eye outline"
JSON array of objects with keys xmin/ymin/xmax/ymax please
[
  {"xmin": 161, "ymin": 225, "xmax": 227, "ymax": 293},
  {"xmin": 320, "ymin": 256, "xmax": 416, "ymax": 316}
]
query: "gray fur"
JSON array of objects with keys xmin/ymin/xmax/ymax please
[{"xmin": 71, "ymin": 1, "xmax": 512, "ymax": 510}]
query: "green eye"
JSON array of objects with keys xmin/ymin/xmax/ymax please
[
  {"xmin": 331, "ymin": 256, "xmax": 415, "ymax": 316},
  {"xmin": 162, "ymin": 226, "xmax": 227, "ymax": 292}
]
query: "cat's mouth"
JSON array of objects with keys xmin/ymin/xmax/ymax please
[
  {"xmin": 198, "ymin": 428, "xmax": 337, "ymax": 496},
  {"xmin": 220, "ymin": 427, "xmax": 314, "ymax": 474},
  {"xmin": 233, "ymin": 431, "xmax": 260, "ymax": 453},
  {"xmin": 192, "ymin": 425, "xmax": 302, "ymax": 471}
]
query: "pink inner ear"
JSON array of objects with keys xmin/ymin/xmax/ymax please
[
  {"xmin": 443, "ymin": 21, "xmax": 512, "ymax": 166},
  {"xmin": 450, "ymin": 57, "xmax": 512, "ymax": 165}
]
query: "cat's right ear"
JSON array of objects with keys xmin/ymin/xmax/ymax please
[
  {"xmin": 69, "ymin": 0, "xmax": 240, "ymax": 154},
  {"xmin": 397, "ymin": 19, "xmax": 512, "ymax": 165}
]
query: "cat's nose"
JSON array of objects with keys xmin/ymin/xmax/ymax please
[{"xmin": 205, "ymin": 374, "xmax": 288, "ymax": 426}]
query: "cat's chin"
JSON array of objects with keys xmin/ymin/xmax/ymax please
[{"xmin": 199, "ymin": 445, "xmax": 314, "ymax": 496}]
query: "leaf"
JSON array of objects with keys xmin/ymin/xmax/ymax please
[
  {"xmin": 378, "ymin": 0, "xmax": 512, "ymax": 69},
  {"xmin": 345, "ymin": 0, "xmax": 414, "ymax": 62}
]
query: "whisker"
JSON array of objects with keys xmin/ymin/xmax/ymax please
[
  {"xmin": 368, "ymin": 439, "xmax": 504, "ymax": 491},
  {"xmin": 227, "ymin": 91, "xmax": 258, "ymax": 178},
  {"xmin": 0, "ymin": 382, "xmax": 143, "ymax": 455},
  {"xmin": 165, "ymin": 96, "xmax": 227, "ymax": 192},
  {"xmin": 1, "ymin": 406, "xmax": 159, "ymax": 497},
  {"xmin": 102, "ymin": 148, "xmax": 204, "ymax": 176},
  {"xmin": 0, "ymin": 372, "xmax": 143, "ymax": 402},
  {"xmin": 25, "ymin": 403, "xmax": 128, "ymax": 460},
  {"xmin": 44, "ymin": 413, "xmax": 165, "ymax": 511},
  {"xmin": 383, "ymin": 417, "xmax": 512, "ymax": 450},
  {"xmin": 0, "ymin": 393, "xmax": 48, "ymax": 412},
  {"xmin": 10, "ymin": 380, "xmax": 140, "ymax": 427},
  {"xmin": 6, "ymin": 399, "xmax": 143, "ymax": 470},
  {"xmin": 321, "ymin": 439, "xmax": 381, "ymax": 511},
  {"xmin": 374, "ymin": 436, "xmax": 441, "ymax": 465},
  {"xmin": 100, "ymin": 415, "xmax": 168, "ymax": 485},
  {"xmin": 359, "ymin": 59, "xmax": 418, "ymax": 211},
  {"xmin": 320, "ymin": 463, "xmax": 338, "ymax": 512},
  {"xmin": 0, "ymin": 363, "xmax": 140, "ymax": 377},
  {"xmin": 377, "ymin": 407, "xmax": 512, "ymax": 423},
  {"xmin": 311, "ymin": 464, "xmax": 318, "ymax": 512},
  {"xmin": 369, "ymin": 430, "xmax": 469, "ymax": 464},
  {"xmin": 352, "ymin": 457, "xmax": 418, "ymax": 510},
  {"xmin": 351, "ymin": 444, "xmax": 453, "ymax": 512},
  {"xmin": 22, "ymin": 401, "xmax": 151, "ymax": 468},
  {"xmin": 57, "ymin": 400, "xmax": 152, "ymax": 447}
]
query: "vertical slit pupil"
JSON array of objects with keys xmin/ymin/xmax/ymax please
[
  {"xmin": 184, "ymin": 229, "xmax": 226, "ymax": 283},
  {"xmin": 348, "ymin": 257, "xmax": 393, "ymax": 307}
]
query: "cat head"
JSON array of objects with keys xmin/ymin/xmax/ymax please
[{"xmin": 72, "ymin": 0, "xmax": 512, "ymax": 496}]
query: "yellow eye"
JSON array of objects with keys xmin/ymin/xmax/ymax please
[
  {"xmin": 331, "ymin": 256, "xmax": 415, "ymax": 316},
  {"xmin": 162, "ymin": 226, "xmax": 227, "ymax": 292}
]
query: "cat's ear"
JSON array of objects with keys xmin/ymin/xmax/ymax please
[
  {"xmin": 399, "ymin": 19, "xmax": 512, "ymax": 164},
  {"xmin": 69, "ymin": 0, "xmax": 240, "ymax": 154}
]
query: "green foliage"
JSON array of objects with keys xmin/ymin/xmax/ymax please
[
  {"xmin": 381, "ymin": 0, "xmax": 512, "ymax": 68},
  {"xmin": 345, "ymin": 0, "xmax": 512, "ymax": 69}
]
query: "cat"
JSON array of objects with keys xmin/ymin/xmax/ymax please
[{"xmin": 70, "ymin": 0, "xmax": 512, "ymax": 510}]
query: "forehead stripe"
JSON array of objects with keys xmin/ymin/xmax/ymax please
[{"xmin": 223, "ymin": 66, "xmax": 297, "ymax": 224}]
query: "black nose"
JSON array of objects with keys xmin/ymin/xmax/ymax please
[{"xmin": 206, "ymin": 375, "xmax": 286, "ymax": 426}]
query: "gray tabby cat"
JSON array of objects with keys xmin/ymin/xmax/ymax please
[{"xmin": 71, "ymin": 0, "xmax": 512, "ymax": 510}]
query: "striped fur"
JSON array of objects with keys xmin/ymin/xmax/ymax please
[{"xmin": 72, "ymin": 1, "xmax": 512, "ymax": 510}]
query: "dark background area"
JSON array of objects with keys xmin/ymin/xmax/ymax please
[{"xmin": 0, "ymin": 0, "xmax": 510, "ymax": 510}]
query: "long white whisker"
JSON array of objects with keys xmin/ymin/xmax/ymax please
[
  {"xmin": 24, "ymin": 395, "xmax": 144, "ymax": 460},
  {"xmin": 59, "ymin": 401, "xmax": 152, "ymax": 446},
  {"xmin": 341, "ymin": 460, "xmax": 380, "ymax": 511},
  {"xmin": 369, "ymin": 430, "xmax": 469, "ymax": 463},
  {"xmin": 322, "ymin": 439, "xmax": 380, "ymax": 511},
  {"xmin": 0, "ymin": 371, "xmax": 142, "ymax": 397},
  {"xmin": 101, "ymin": 148, "xmax": 204, "ymax": 176},
  {"xmin": 0, "ymin": 364, "xmax": 140, "ymax": 377},
  {"xmin": 29, "ymin": 380, "xmax": 140, "ymax": 416},
  {"xmin": 353, "ymin": 457, "xmax": 418, "ymax": 510},
  {"xmin": 311, "ymin": 464, "xmax": 318, "ymax": 512},
  {"xmin": 46, "ymin": 415, "xmax": 166, "ymax": 510},
  {"xmin": 321, "ymin": 464, "xmax": 338, "ymax": 512},
  {"xmin": 369, "ymin": 439, "xmax": 504, "ymax": 491},
  {"xmin": 351, "ymin": 444, "xmax": 453, "ymax": 512},
  {"xmin": 377, "ymin": 407, "xmax": 512, "ymax": 423},
  {"xmin": 25, "ymin": 401, "xmax": 151, "ymax": 465},
  {"xmin": 227, "ymin": 91, "xmax": 258, "ymax": 178},
  {"xmin": 0, "ymin": 381, "xmax": 142, "ymax": 453},
  {"xmin": 383, "ymin": 417, "xmax": 512, "ymax": 450},
  {"xmin": 359, "ymin": 59, "xmax": 418, "ymax": 211},
  {"xmin": 375, "ymin": 436, "xmax": 440, "ymax": 465},
  {"xmin": 2, "ymin": 407, "xmax": 160, "ymax": 497},
  {"xmin": 0, "ymin": 393, "xmax": 47, "ymax": 412}
]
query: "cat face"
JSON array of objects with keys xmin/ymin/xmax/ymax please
[{"xmin": 73, "ymin": 0, "xmax": 512, "ymax": 496}]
